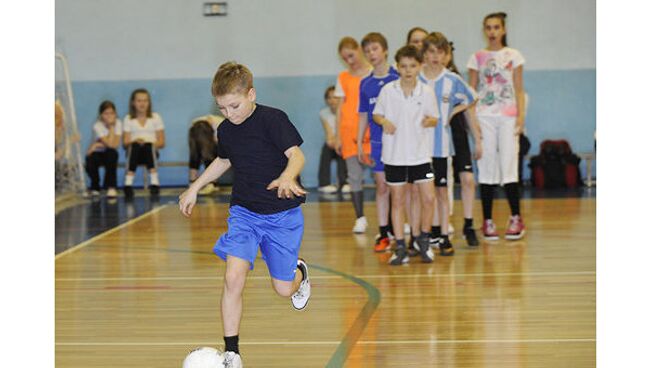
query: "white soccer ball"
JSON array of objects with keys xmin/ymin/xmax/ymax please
[{"xmin": 182, "ymin": 347, "xmax": 224, "ymax": 368}]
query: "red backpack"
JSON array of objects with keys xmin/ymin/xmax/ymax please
[{"xmin": 529, "ymin": 140, "xmax": 582, "ymax": 189}]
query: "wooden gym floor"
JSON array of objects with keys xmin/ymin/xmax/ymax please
[{"xmin": 55, "ymin": 189, "xmax": 596, "ymax": 367}]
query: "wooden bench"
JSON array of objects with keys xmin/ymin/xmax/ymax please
[{"xmin": 121, "ymin": 154, "xmax": 596, "ymax": 188}]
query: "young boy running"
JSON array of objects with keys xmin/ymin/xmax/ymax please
[
  {"xmin": 373, "ymin": 45, "xmax": 440, "ymax": 265},
  {"xmin": 356, "ymin": 32, "xmax": 400, "ymax": 252},
  {"xmin": 178, "ymin": 62, "xmax": 311, "ymax": 368},
  {"xmin": 419, "ymin": 33, "xmax": 477, "ymax": 256}
]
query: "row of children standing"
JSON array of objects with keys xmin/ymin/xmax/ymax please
[{"xmin": 327, "ymin": 12, "xmax": 527, "ymax": 265}]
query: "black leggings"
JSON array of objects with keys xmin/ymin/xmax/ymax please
[
  {"xmin": 189, "ymin": 145, "xmax": 218, "ymax": 170},
  {"xmin": 318, "ymin": 144, "xmax": 347, "ymax": 187},
  {"xmin": 126, "ymin": 142, "xmax": 158, "ymax": 172},
  {"xmin": 85, "ymin": 149, "xmax": 118, "ymax": 190}
]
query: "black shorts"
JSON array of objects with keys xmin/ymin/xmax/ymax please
[
  {"xmin": 431, "ymin": 157, "xmax": 449, "ymax": 187},
  {"xmin": 127, "ymin": 142, "xmax": 158, "ymax": 171},
  {"xmin": 384, "ymin": 163, "xmax": 433, "ymax": 185},
  {"xmin": 450, "ymin": 112, "xmax": 473, "ymax": 173}
]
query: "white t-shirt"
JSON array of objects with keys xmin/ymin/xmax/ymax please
[
  {"xmin": 90, "ymin": 119, "xmax": 122, "ymax": 152},
  {"xmin": 123, "ymin": 113, "xmax": 165, "ymax": 143},
  {"xmin": 467, "ymin": 47, "xmax": 525, "ymax": 117},
  {"xmin": 319, "ymin": 107, "xmax": 336, "ymax": 134},
  {"xmin": 373, "ymin": 79, "xmax": 440, "ymax": 166}
]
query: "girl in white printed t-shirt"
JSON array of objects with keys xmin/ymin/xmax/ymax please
[
  {"xmin": 122, "ymin": 88, "xmax": 165, "ymax": 198},
  {"xmin": 467, "ymin": 12, "xmax": 526, "ymax": 240}
]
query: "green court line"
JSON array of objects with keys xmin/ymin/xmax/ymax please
[
  {"xmin": 309, "ymin": 264, "xmax": 381, "ymax": 368},
  {"xmin": 68, "ymin": 228, "xmax": 381, "ymax": 367}
]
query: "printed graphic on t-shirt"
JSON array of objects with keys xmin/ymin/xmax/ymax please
[{"xmin": 469, "ymin": 48, "xmax": 524, "ymax": 117}]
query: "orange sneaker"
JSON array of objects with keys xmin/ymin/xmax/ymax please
[{"xmin": 374, "ymin": 236, "xmax": 391, "ymax": 252}]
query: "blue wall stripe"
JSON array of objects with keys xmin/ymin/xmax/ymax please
[{"xmin": 71, "ymin": 69, "xmax": 595, "ymax": 187}]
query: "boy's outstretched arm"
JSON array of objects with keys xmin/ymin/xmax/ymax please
[
  {"xmin": 267, "ymin": 146, "xmax": 307, "ymax": 199},
  {"xmin": 179, "ymin": 157, "xmax": 231, "ymax": 217}
]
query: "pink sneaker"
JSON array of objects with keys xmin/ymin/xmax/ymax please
[
  {"xmin": 482, "ymin": 220, "xmax": 499, "ymax": 241},
  {"xmin": 505, "ymin": 215, "xmax": 526, "ymax": 240}
]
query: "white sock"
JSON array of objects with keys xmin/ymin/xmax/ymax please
[
  {"xmin": 150, "ymin": 172, "xmax": 160, "ymax": 186},
  {"xmin": 125, "ymin": 174, "xmax": 134, "ymax": 186}
]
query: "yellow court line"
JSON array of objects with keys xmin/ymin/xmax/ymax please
[
  {"xmin": 55, "ymin": 270, "xmax": 595, "ymax": 282},
  {"xmin": 56, "ymin": 338, "xmax": 595, "ymax": 347},
  {"xmin": 55, "ymin": 204, "xmax": 169, "ymax": 261}
]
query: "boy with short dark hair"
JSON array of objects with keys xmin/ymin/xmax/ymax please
[
  {"xmin": 178, "ymin": 61, "xmax": 311, "ymax": 368},
  {"xmin": 357, "ymin": 32, "xmax": 400, "ymax": 252},
  {"xmin": 373, "ymin": 45, "xmax": 440, "ymax": 265}
]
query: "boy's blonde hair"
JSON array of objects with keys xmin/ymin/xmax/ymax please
[{"xmin": 211, "ymin": 62, "xmax": 253, "ymax": 97}]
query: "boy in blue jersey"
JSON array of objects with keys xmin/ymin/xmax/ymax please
[
  {"xmin": 419, "ymin": 33, "xmax": 477, "ymax": 256},
  {"xmin": 357, "ymin": 32, "xmax": 400, "ymax": 253},
  {"xmin": 178, "ymin": 62, "xmax": 311, "ymax": 368}
]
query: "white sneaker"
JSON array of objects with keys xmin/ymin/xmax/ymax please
[
  {"xmin": 291, "ymin": 259, "xmax": 311, "ymax": 310},
  {"xmin": 84, "ymin": 190, "xmax": 101, "ymax": 198},
  {"xmin": 404, "ymin": 223, "xmax": 411, "ymax": 235},
  {"xmin": 353, "ymin": 216, "xmax": 368, "ymax": 233},
  {"xmin": 318, "ymin": 184, "xmax": 337, "ymax": 194},
  {"xmin": 106, "ymin": 188, "xmax": 118, "ymax": 198},
  {"xmin": 223, "ymin": 351, "xmax": 243, "ymax": 368},
  {"xmin": 198, "ymin": 183, "xmax": 215, "ymax": 195},
  {"xmin": 341, "ymin": 184, "xmax": 351, "ymax": 193}
]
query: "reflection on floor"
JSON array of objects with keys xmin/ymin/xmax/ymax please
[{"xmin": 55, "ymin": 185, "xmax": 595, "ymax": 255}]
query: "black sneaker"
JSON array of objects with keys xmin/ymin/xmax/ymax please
[
  {"xmin": 388, "ymin": 247, "xmax": 409, "ymax": 266},
  {"xmin": 439, "ymin": 238, "xmax": 455, "ymax": 256},
  {"xmin": 415, "ymin": 235, "xmax": 434, "ymax": 263},
  {"xmin": 149, "ymin": 185, "xmax": 160, "ymax": 195},
  {"xmin": 124, "ymin": 186, "xmax": 134, "ymax": 199},
  {"xmin": 463, "ymin": 227, "xmax": 479, "ymax": 247}
]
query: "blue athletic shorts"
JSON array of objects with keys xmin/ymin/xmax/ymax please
[
  {"xmin": 371, "ymin": 141, "xmax": 384, "ymax": 173},
  {"xmin": 213, "ymin": 205, "xmax": 304, "ymax": 281}
]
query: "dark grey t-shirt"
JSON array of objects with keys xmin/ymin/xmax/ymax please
[{"xmin": 217, "ymin": 104, "xmax": 305, "ymax": 214}]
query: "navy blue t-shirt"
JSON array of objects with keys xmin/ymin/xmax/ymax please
[{"xmin": 216, "ymin": 104, "xmax": 305, "ymax": 214}]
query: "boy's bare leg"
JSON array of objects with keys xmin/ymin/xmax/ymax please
[
  {"xmin": 417, "ymin": 181, "xmax": 436, "ymax": 235},
  {"xmin": 375, "ymin": 172, "xmax": 390, "ymax": 229},
  {"xmin": 404, "ymin": 185, "xmax": 411, "ymax": 230},
  {"xmin": 460, "ymin": 172, "xmax": 475, "ymax": 220},
  {"xmin": 222, "ymin": 256, "xmax": 250, "ymax": 337},
  {"xmin": 409, "ymin": 184, "xmax": 422, "ymax": 238},
  {"xmin": 270, "ymin": 270, "xmax": 303, "ymax": 298},
  {"xmin": 271, "ymin": 259, "xmax": 310, "ymax": 310},
  {"xmin": 406, "ymin": 181, "xmax": 435, "ymax": 263},
  {"xmin": 389, "ymin": 185, "xmax": 407, "ymax": 241},
  {"xmin": 436, "ymin": 187, "xmax": 450, "ymax": 237},
  {"xmin": 436, "ymin": 186, "xmax": 455, "ymax": 255},
  {"xmin": 388, "ymin": 184, "xmax": 411, "ymax": 265}
]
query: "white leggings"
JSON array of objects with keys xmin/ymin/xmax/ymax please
[{"xmin": 477, "ymin": 116, "xmax": 519, "ymax": 185}]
